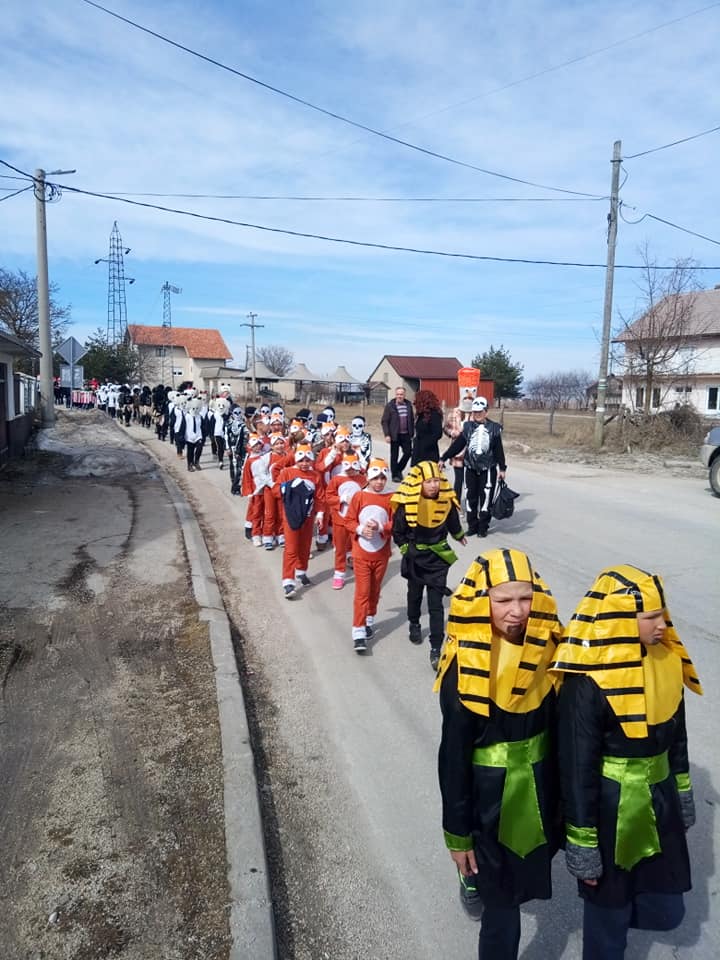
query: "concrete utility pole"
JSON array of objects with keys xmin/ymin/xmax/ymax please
[
  {"xmin": 34, "ymin": 169, "xmax": 54, "ymax": 427},
  {"xmin": 594, "ymin": 140, "xmax": 622, "ymax": 449},
  {"xmin": 240, "ymin": 312, "xmax": 264, "ymax": 400}
]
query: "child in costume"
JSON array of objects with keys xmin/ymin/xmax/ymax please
[
  {"xmin": 344, "ymin": 458, "xmax": 394, "ymax": 653},
  {"xmin": 275, "ymin": 444, "xmax": 326, "ymax": 599},
  {"xmin": 435, "ymin": 548, "xmax": 563, "ymax": 959},
  {"xmin": 550, "ymin": 565, "xmax": 702, "ymax": 960},
  {"xmin": 325, "ymin": 452, "xmax": 366, "ymax": 590},
  {"xmin": 241, "ymin": 434, "xmax": 266, "ymax": 544},
  {"xmin": 391, "ymin": 460, "xmax": 466, "ymax": 670}
]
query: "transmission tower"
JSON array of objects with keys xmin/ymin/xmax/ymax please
[
  {"xmin": 95, "ymin": 221, "xmax": 134, "ymax": 345},
  {"xmin": 161, "ymin": 282, "xmax": 182, "ymax": 387}
]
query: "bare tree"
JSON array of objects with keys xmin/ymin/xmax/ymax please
[
  {"xmin": 525, "ymin": 370, "xmax": 593, "ymax": 408},
  {"xmin": 0, "ymin": 267, "xmax": 71, "ymax": 371},
  {"xmin": 613, "ymin": 248, "xmax": 703, "ymax": 414},
  {"xmin": 256, "ymin": 344, "xmax": 294, "ymax": 377}
]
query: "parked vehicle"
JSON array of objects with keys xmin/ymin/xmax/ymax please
[{"xmin": 700, "ymin": 426, "xmax": 720, "ymax": 496}]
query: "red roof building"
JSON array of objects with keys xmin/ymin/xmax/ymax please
[
  {"xmin": 367, "ymin": 354, "xmax": 494, "ymax": 408},
  {"xmin": 128, "ymin": 324, "xmax": 232, "ymax": 387}
]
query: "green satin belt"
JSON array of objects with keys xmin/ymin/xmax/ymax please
[
  {"xmin": 472, "ymin": 729, "xmax": 548, "ymax": 858},
  {"xmin": 602, "ymin": 751, "xmax": 669, "ymax": 871}
]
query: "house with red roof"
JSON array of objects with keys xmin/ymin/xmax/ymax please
[
  {"xmin": 128, "ymin": 324, "xmax": 232, "ymax": 387},
  {"xmin": 367, "ymin": 355, "xmax": 495, "ymax": 409}
]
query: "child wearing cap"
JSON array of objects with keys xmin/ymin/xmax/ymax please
[
  {"xmin": 344, "ymin": 459, "xmax": 394, "ymax": 653},
  {"xmin": 550, "ymin": 565, "xmax": 702, "ymax": 960},
  {"xmin": 325, "ymin": 453, "xmax": 366, "ymax": 590}
]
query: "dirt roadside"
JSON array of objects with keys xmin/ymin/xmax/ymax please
[{"xmin": 0, "ymin": 412, "xmax": 232, "ymax": 960}]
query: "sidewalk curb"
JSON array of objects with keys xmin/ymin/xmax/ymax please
[{"xmin": 148, "ymin": 449, "xmax": 277, "ymax": 959}]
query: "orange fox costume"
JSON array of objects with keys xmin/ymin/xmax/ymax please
[
  {"xmin": 345, "ymin": 481, "xmax": 394, "ymax": 646},
  {"xmin": 241, "ymin": 443, "xmax": 265, "ymax": 539},
  {"xmin": 325, "ymin": 462, "xmax": 366, "ymax": 584},
  {"xmin": 275, "ymin": 461, "xmax": 326, "ymax": 587}
]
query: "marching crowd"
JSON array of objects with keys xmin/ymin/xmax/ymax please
[{"xmin": 90, "ymin": 380, "xmax": 703, "ymax": 960}]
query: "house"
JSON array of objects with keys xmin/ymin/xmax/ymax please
[
  {"xmin": 586, "ymin": 374, "xmax": 623, "ymax": 413},
  {"xmin": 0, "ymin": 329, "xmax": 40, "ymax": 466},
  {"xmin": 613, "ymin": 286, "xmax": 720, "ymax": 417},
  {"xmin": 127, "ymin": 324, "xmax": 231, "ymax": 387},
  {"xmin": 367, "ymin": 355, "xmax": 495, "ymax": 409}
]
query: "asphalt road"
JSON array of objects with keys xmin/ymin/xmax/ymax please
[{"xmin": 143, "ymin": 430, "xmax": 719, "ymax": 960}]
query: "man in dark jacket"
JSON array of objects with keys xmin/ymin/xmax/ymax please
[
  {"xmin": 381, "ymin": 385, "xmax": 415, "ymax": 482},
  {"xmin": 440, "ymin": 396, "xmax": 506, "ymax": 538}
]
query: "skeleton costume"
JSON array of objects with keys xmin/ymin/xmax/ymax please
[
  {"xmin": 391, "ymin": 461, "xmax": 464, "ymax": 666},
  {"xmin": 550, "ymin": 566, "xmax": 702, "ymax": 960},
  {"xmin": 349, "ymin": 415, "xmax": 372, "ymax": 467},
  {"xmin": 435, "ymin": 548, "xmax": 563, "ymax": 960},
  {"xmin": 225, "ymin": 407, "xmax": 250, "ymax": 494}
]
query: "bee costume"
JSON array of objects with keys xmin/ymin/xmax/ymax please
[
  {"xmin": 435, "ymin": 549, "xmax": 563, "ymax": 959},
  {"xmin": 550, "ymin": 565, "xmax": 702, "ymax": 958}
]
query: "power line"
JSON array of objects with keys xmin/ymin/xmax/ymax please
[
  {"xmin": 620, "ymin": 203, "xmax": 720, "ymax": 247},
  {"xmin": 0, "ymin": 185, "xmax": 33, "ymax": 202},
  {"xmin": 78, "ymin": 0, "xmax": 603, "ymax": 199},
  {"xmin": 94, "ymin": 191, "xmax": 603, "ymax": 203},
  {"xmin": 44, "ymin": 178, "xmax": 720, "ymax": 270},
  {"xmin": 0, "ymin": 160, "xmax": 34, "ymax": 179},
  {"xmin": 624, "ymin": 123, "xmax": 720, "ymax": 160}
]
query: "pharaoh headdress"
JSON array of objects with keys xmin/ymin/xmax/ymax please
[
  {"xmin": 390, "ymin": 461, "xmax": 460, "ymax": 529},
  {"xmin": 550, "ymin": 564, "xmax": 702, "ymax": 737}
]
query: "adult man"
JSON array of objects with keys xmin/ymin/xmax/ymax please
[
  {"xmin": 381, "ymin": 385, "xmax": 415, "ymax": 482},
  {"xmin": 435, "ymin": 548, "xmax": 563, "ymax": 960},
  {"xmin": 440, "ymin": 396, "xmax": 506, "ymax": 538}
]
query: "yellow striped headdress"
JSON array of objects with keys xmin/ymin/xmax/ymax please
[
  {"xmin": 550, "ymin": 565, "xmax": 702, "ymax": 738},
  {"xmin": 434, "ymin": 548, "xmax": 563, "ymax": 715},
  {"xmin": 390, "ymin": 461, "xmax": 460, "ymax": 528}
]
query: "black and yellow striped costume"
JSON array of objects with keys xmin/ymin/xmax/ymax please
[
  {"xmin": 436, "ymin": 548, "xmax": 564, "ymax": 908},
  {"xmin": 550, "ymin": 565, "xmax": 702, "ymax": 908}
]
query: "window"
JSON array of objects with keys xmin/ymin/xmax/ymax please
[
  {"xmin": 635, "ymin": 387, "xmax": 645, "ymax": 407},
  {"xmin": 652, "ymin": 388, "xmax": 661, "ymax": 408},
  {"xmin": 383, "ymin": 372, "xmax": 389, "ymax": 383},
  {"xmin": 155, "ymin": 347, "xmax": 165, "ymax": 357},
  {"xmin": 709, "ymin": 387, "xmax": 719, "ymax": 411}
]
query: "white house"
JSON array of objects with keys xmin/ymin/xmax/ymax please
[
  {"xmin": 613, "ymin": 286, "xmax": 720, "ymax": 418},
  {"xmin": 0, "ymin": 329, "xmax": 40, "ymax": 465},
  {"xmin": 128, "ymin": 324, "xmax": 231, "ymax": 387}
]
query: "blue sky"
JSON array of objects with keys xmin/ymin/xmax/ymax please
[{"xmin": 2, "ymin": 0, "xmax": 719, "ymax": 383}]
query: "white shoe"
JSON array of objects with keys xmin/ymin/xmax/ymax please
[{"xmin": 252, "ymin": 535, "xmax": 262, "ymax": 547}]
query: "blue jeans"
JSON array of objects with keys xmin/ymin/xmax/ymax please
[{"xmin": 583, "ymin": 893, "xmax": 684, "ymax": 960}]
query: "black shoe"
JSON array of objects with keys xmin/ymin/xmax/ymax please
[
  {"xmin": 409, "ymin": 622, "xmax": 422, "ymax": 645},
  {"xmin": 458, "ymin": 871, "xmax": 484, "ymax": 920},
  {"xmin": 392, "ymin": 474, "xmax": 403, "ymax": 483},
  {"xmin": 477, "ymin": 529, "xmax": 488, "ymax": 538},
  {"xmin": 283, "ymin": 584, "xmax": 296, "ymax": 600},
  {"xmin": 219, "ymin": 461, "xmax": 224, "ymax": 470},
  {"xmin": 244, "ymin": 528, "xmax": 252, "ymax": 540},
  {"xmin": 297, "ymin": 574, "xmax": 312, "ymax": 587},
  {"xmin": 430, "ymin": 646, "xmax": 442, "ymax": 671},
  {"xmin": 187, "ymin": 464, "xmax": 194, "ymax": 472},
  {"xmin": 365, "ymin": 624, "xmax": 374, "ymax": 639},
  {"xmin": 354, "ymin": 635, "xmax": 367, "ymax": 654},
  {"xmin": 194, "ymin": 463, "xmax": 202, "ymax": 470}
]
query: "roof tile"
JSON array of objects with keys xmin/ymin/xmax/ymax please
[{"xmin": 128, "ymin": 324, "xmax": 231, "ymax": 360}]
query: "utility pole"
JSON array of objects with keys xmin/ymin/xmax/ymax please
[
  {"xmin": 594, "ymin": 140, "xmax": 622, "ymax": 449},
  {"xmin": 34, "ymin": 165, "xmax": 76, "ymax": 427},
  {"xmin": 240, "ymin": 312, "xmax": 264, "ymax": 400},
  {"xmin": 34, "ymin": 169, "xmax": 53, "ymax": 427}
]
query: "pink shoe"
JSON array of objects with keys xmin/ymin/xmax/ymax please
[{"xmin": 332, "ymin": 576, "xmax": 344, "ymax": 590}]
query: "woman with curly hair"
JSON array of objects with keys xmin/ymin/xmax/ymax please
[{"xmin": 411, "ymin": 389, "xmax": 444, "ymax": 465}]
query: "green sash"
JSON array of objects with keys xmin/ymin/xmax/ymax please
[
  {"xmin": 472, "ymin": 730, "xmax": 548, "ymax": 858},
  {"xmin": 602, "ymin": 751, "xmax": 669, "ymax": 871}
]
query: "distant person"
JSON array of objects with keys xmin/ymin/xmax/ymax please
[
  {"xmin": 411, "ymin": 389, "xmax": 444, "ymax": 465},
  {"xmin": 550, "ymin": 565, "xmax": 703, "ymax": 960},
  {"xmin": 381, "ymin": 385, "xmax": 414, "ymax": 482},
  {"xmin": 440, "ymin": 397, "xmax": 506, "ymax": 538}
]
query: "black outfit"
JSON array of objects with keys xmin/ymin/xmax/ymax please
[
  {"xmin": 443, "ymin": 417, "xmax": 506, "ymax": 535},
  {"xmin": 411, "ymin": 409, "xmax": 443, "ymax": 465},
  {"xmin": 391, "ymin": 501, "xmax": 462, "ymax": 650},
  {"xmin": 381, "ymin": 398, "xmax": 414, "ymax": 480}
]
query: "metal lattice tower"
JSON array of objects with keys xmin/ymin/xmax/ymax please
[
  {"xmin": 161, "ymin": 282, "xmax": 181, "ymax": 386},
  {"xmin": 105, "ymin": 221, "xmax": 131, "ymax": 345}
]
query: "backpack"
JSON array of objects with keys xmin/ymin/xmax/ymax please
[
  {"xmin": 282, "ymin": 476, "xmax": 316, "ymax": 530},
  {"xmin": 491, "ymin": 479, "xmax": 519, "ymax": 520}
]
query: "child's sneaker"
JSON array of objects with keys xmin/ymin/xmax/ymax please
[
  {"xmin": 458, "ymin": 870, "xmax": 483, "ymax": 920},
  {"xmin": 332, "ymin": 576, "xmax": 344, "ymax": 590},
  {"xmin": 353, "ymin": 635, "xmax": 367, "ymax": 654},
  {"xmin": 409, "ymin": 622, "xmax": 422, "ymax": 644},
  {"xmin": 283, "ymin": 583, "xmax": 296, "ymax": 600},
  {"xmin": 297, "ymin": 574, "xmax": 312, "ymax": 587},
  {"xmin": 252, "ymin": 535, "xmax": 262, "ymax": 547},
  {"xmin": 365, "ymin": 616, "xmax": 374, "ymax": 639}
]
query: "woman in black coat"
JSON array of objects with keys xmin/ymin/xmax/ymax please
[{"xmin": 411, "ymin": 389, "xmax": 443, "ymax": 464}]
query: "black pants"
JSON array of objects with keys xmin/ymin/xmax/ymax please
[
  {"xmin": 186, "ymin": 441, "xmax": 203, "ymax": 467},
  {"xmin": 465, "ymin": 466, "xmax": 497, "ymax": 534},
  {"xmin": 407, "ymin": 579, "xmax": 445, "ymax": 647},
  {"xmin": 583, "ymin": 893, "xmax": 684, "ymax": 960},
  {"xmin": 452, "ymin": 465, "xmax": 464, "ymax": 504},
  {"xmin": 390, "ymin": 434, "xmax": 412, "ymax": 478},
  {"xmin": 478, "ymin": 903, "xmax": 521, "ymax": 960},
  {"xmin": 215, "ymin": 435, "xmax": 225, "ymax": 464}
]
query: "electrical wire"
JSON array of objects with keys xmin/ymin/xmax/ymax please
[
  {"xmin": 95, "ymin": 191, "xmax": 603, "ymax": 203},
  {"xmin": 46, "ymin": 178, "xmax": 720, "ymax": 270},
  {"xmin": 78, "ymin": 0, "xmax": 604, "ymax": 199},
  {"xmin": 0, "ymin": 160, "xmax": 34, "ymax": 179},
  {"xmin": 620, "ymin": 203, "xmax": 720, "ymax": 247},
  {"xmin": 624, "ymin": 123, "xmax": 720, "ymax": 159},
  {"xmin": 0, "ymin": 185, "xmax": 33, "ymax": 202}
]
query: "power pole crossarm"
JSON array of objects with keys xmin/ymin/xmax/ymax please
[{"xmin": 594, "ymin": 139, "xmax": 622, "ymax": 449}]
